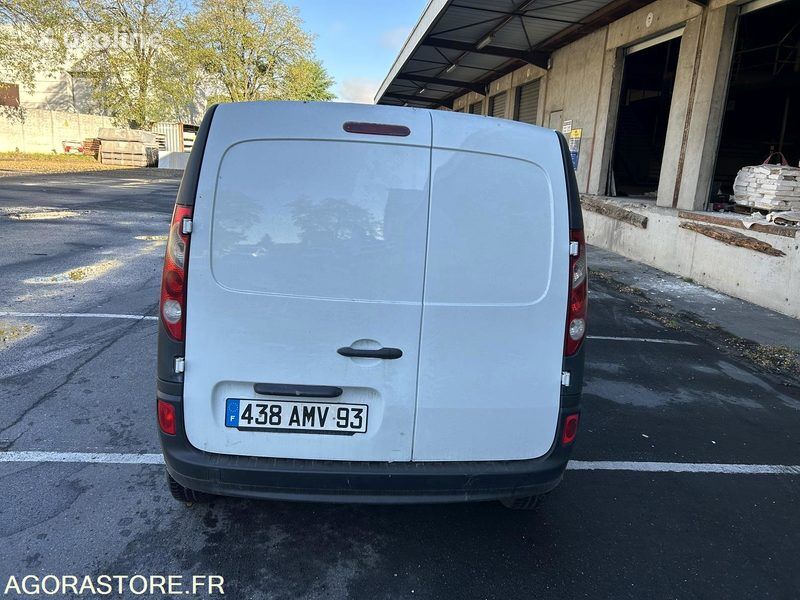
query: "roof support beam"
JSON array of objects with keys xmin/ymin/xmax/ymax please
[
  {"xmin": 535, "ymin": 0, "xmax": 655, "ymax": 52},
  {"xmin": 421, "ymin": 37, "xmax": 550, "ymax": 69},
  {"xmin": 395, "ymin": 73, "xmax": 486, "ymax": 94},
  {"xmin": 383, "ymin": 92, "xmax": 449, "ymax": 107},
  {"xmin": 449, "ymin": 3, "xmax": 584, "ymax": 26}
]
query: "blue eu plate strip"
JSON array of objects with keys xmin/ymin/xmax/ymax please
[{"xmin": 225, "ymin": 399, "xmax": 240, "ymax": 427}]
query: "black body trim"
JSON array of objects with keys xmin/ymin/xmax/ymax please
[
  {"xmin": 253, "ymin": 383, "xmax": 343, "ymax": 398},
  {"xmin": 158, "ymin": 376, "xmax": 580, "ymax": 503},
  {"xmin": 556, "ymin": 131, "xmax": 584, "ymax": 230},
  {"xmin": 175, "ymin": 104, "xmax": 217, "ymax": 207},
  {"xmin": 561, "ymin": 342, "xmax": 585, "ymax": 396}
]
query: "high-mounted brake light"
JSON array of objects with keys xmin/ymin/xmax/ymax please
[
  {"xmin": 565, "ymin": 229, "xmax": 587, "ymax": 356},
  {"xmin": 343, "ymin": 122, "xmax": 411, "ymax": 137},
  {"xmin": 160, "ymin": 204, "xmax": 193, "ymax": 340}
]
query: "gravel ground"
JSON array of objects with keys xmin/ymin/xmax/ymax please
[{"xmin": 0, "ymin": 152, "xmax": 129, "ymax": 176}]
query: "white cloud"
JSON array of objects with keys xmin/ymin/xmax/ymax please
[
  {"xmin": 336, "ymin": 78, "xmax": 381, "ymax": 104},
  {"xmin": 379, "ymin": 26, "xmax": 411, "ymax": 52}
]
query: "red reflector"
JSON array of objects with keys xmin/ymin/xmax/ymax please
[
  {"xmin": 158, "ymin": 399, "xmax": 176, "ymax": 435},
  {"xmin": 562, "ymin": 413, "xmax": 579, "ymax": 445},
  {"xmin": 343, "ymin": 122, "xmax": 411, "ymax": 137}
]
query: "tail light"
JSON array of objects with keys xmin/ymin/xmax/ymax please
[
  {"xmin": 160, "ymin": 204, "xmax": 193, "ymax": 340},
  {"xmin": 565, "ymin": 229, "xmax": 587, "ymax": 355}
]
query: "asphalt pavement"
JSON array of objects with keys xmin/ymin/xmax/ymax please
[{"xmin": 0, "ymin": 170, "xmax": 798, "ymax": 599}]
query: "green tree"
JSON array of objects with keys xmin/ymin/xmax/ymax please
[
  {"xmin": 71, "ymin": 0, "xmax": 197, "ymax": 128},
  {"xmin": 282, "ymin": 57, "xmax": 334, "ymax": 101},
  {"xmin": 179, "ymin": 0, "xmax": 334, "ymax": 103},
  {"xmin": 0, "ymin": 0, "xmax": 66, "ymax": 92}
]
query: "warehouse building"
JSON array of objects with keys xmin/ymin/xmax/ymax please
[{"xmin": 376, "ymin": 0, "xmax": 800, "ymax": 318}]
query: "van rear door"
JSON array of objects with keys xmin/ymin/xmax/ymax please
[
  {"xmin": 412, "ymin": 112, "xmax": 570, "ymax": 462},
  {"xmin": 183, "ymin": 103, "xmax": 431, "ymax": 462}
]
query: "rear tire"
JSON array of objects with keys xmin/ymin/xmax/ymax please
[
  {"xmin": 166, "ymin": 470, "xmax": 210, "ymax": 504},
  {"xmin": 500, "ymin": 494, "xmax": 542, "ymax": 510}
]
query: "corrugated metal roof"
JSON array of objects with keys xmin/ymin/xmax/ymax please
[{"xmin": 377, "ymin": 0, "xmax": 647, "ymax": 108}]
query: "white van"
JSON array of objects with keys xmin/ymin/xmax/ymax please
[{"xmin": 157, "ymin": 102, "xmax": 586, "ymax": 509}]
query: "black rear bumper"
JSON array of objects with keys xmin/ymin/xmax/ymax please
[{"xmin": 158, "ymin": 383, "xmax": 581, "ymax": 504}]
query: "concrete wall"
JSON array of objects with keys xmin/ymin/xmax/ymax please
[
  {"xmin": 16, "ymin": 71, "xmax": 100, "ymax": 114},
  {"xmin": 584, "ymin": 204, "xmax": 800, "ymax": 318},
  {"xmin": 542, "ymin": 28, "xmax": 609, "ymax": 193},
  {"xmin": 672, "ymin": 4, "xmax": 739, "ymax": 210},
  {"xmin": 0, "ymin": 108, "xmax": 115, "ymax": 153},
  {"xmin": 157, "ymin": 151, "xmax": 189, "ymax": 170}
]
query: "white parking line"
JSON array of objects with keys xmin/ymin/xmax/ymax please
[
  {"xmin": 0, "ymin": 312, "xmax": 157, "ymax": 320},
  {"xmin": 1, "ymin": 452, "xmax": 798, "ymax": 475},
  {"xmin": 587, "ymin": 336, "xmax": 697, "ymax": 346},
  {"xmin": 568, "ymin": 461, "xmax": 800, "ymax": 475},
  {"xmin": 0, "ymin": 451, "xmax": 163, "ymax": 464}
]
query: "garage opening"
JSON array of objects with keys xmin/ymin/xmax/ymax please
[
  {"xmin": 609, "ymin": 34, "xmax": 682, "ymax": 197},
  {"xmin": 514, "ymin": 80, "xmax": 541, "ymax": 125},
  {"xmin": 488, "ymin": 92, "xmax": 507, "ymax": 118},
  {"xmin": 711, "ymin": 0, "xmax": 800, "ymax": 204}
]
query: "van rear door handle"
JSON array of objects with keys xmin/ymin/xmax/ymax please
[{"xmin": 337, "ymin": 346, "xmax": 403, "ymax": 360}]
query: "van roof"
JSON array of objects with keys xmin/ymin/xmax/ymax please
[{"xmin": 176, "ymin": 101, "xmax": 582, "ymax": 229}]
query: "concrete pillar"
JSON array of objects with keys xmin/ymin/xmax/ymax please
[
  {"xmin": 657, "ymin": 15, "xmax": 703, "ymax": 207},
  {"xmin": 587, "ymin": 46, "xmax": 624, "ymax": 195},
  {"xmin": 536, "ymin": 77, "xmax": 547, "ymax": 126},
  {"xmin": 673, "ymin": 5, "xmax": 738, "ymax": 210},
  {"xmin": 506, "ymin": 85, "xmax": 517, "ymax": 120}
]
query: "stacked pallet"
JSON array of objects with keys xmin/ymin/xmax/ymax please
[
  {"xmin": 98, "ymin": 128, "xmax": 159, "ymax": 167},
  {"xmin": 733, "ymin": 158, "xmax": 800, "ymax": 211},
  {"xmin": 82, "ymin": 138, "xmax": 100, "ymax": 159}
]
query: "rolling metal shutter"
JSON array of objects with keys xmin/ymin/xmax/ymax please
[
  {"xmin": 515, "ymin": 80, "xmax": 540, "ymax": 125},
  {"xmin": 488, "ymin": 92, "xmax": 507, "ymax": 118},
  {"xmin": 469, "ymin": 100, "xmax": 483, "ymax": 114}
]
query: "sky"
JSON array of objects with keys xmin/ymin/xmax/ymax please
[{"xmin": 292, "ymin": 0, "xmax": 429, "ymax": 103}]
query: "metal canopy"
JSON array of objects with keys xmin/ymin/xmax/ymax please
[{"xmin": 376, "ymin": 0, "xmax": 651, "ymax": 109}]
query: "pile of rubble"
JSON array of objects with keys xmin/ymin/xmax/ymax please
[{"xmin": 733, "ymin": 156, "xmax": 800, "ymax": 212}]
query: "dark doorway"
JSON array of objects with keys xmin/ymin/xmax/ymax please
[
  {"xmin": 712, "ymin": 0, "xmax": 800, "ymax": 201},
  {"xmin": 610, "ymin": 36, "xmax": 681, "ymax": 197}
]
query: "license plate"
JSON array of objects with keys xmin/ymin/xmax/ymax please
[{"xmin": 225, "ymin": 398, "xmax": 367, "ymax": 435}]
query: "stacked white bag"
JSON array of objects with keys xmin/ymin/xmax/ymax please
[{"xmin": 733, "ymin": 153, "xmax": 800, "ymax": 211}]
